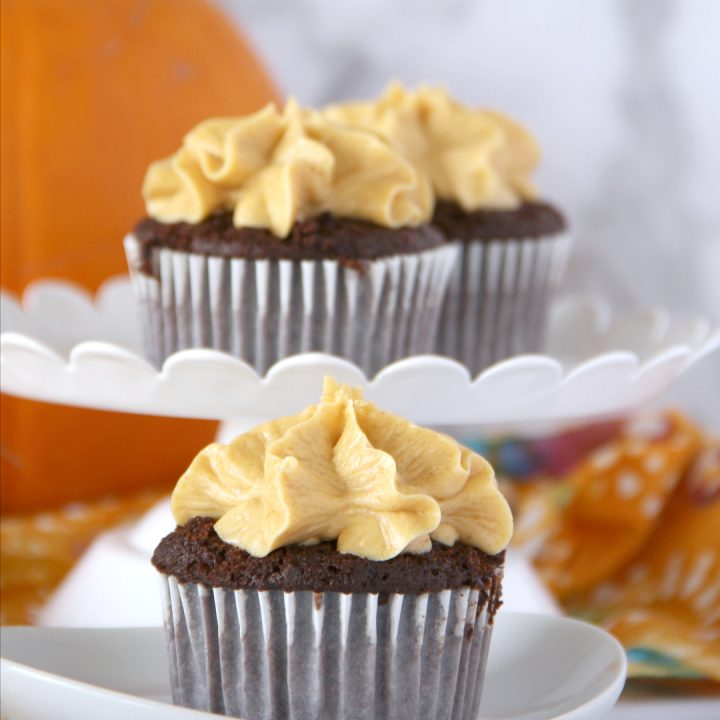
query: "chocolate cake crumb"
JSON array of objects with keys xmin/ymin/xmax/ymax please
[
  {"xmin": 432, "ymin": 200, "xmax": 566, "ymax": 241},
  {"xmin": 131, "ymin": 211, "xmax": 445, "ymax": 276},
  {"xmin": 153, "ymin": 517, "xmax": 505, "ymax": 607}
]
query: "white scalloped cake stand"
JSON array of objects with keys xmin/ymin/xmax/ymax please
[{"xmin": 1, "ymin": 276, "xmax": 718, "ymax": 427}]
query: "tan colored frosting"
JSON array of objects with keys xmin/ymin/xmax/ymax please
[
  {"xmin": 171, "ymin": 378, "xmax": 512, "ymax": 561},
  {"xmin": 142, "ymin": 101, "xmax": 433, "ymax": 237},
  {"xmin": 324, "ymin": 83, "xmax": 540, "ymax": 211}
]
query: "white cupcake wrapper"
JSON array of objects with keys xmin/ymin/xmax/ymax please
[
  {"xmin": 124, "ymin": 235, "xmax": 459, "ymax": 376},
  {"xmin": 159, "ymin": 576, "xmax": 499, "ymax": 720},
  {"xmin": 436, "ymin": 233, "xmax": 572, "ymax": 375}
]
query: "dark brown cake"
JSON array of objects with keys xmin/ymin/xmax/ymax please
[
  {"xmin": 432, "ymin": 200, "xmax": 566, "ymax": 242},
  {"xmin": 153, "ymin": 517, "xmax": 504, "ymax": 609},
  {"xmin": 132, "ymin": 211, "xmax": 445, "ymax": 276}
]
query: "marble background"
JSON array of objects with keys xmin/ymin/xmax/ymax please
[{"xmin": 218, "ymin": 0, "xmax": 719, "ymax": 427}]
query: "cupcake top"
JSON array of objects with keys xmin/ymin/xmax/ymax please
[
  {"xmin": 142, "ymin": 100, "xmax": 433, "ymax": 238},
  {"xmin": 324, "ymin": 83, "xmax": 540, "ymax": 212},
  {"xmin": 170, "ymin": 377, "xmax": 512, "ymax": 562}
]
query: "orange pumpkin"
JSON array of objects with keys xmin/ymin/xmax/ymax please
[{"xmin": 1, "ymin": 0, "xmax": 281, "ymax": 513}]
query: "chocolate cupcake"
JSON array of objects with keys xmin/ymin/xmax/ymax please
[
  {"xmin": 325, "ymin": 85, "xmax": 571, "ymax": 374},
  {"xmin": 124, "ymin": 101, "xmax": 457, "ymax": 374},
  {"xmin": 152, "ymin": 378, "xmax": 512, "ymax": 720}
]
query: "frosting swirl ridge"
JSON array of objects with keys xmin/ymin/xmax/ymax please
[
  {"xmin": 142, "ymin": 101, "xmax": 433, "ymax": 237},
  {"xmin": 171, "ymin": 378, "xmax": 513, "ymax": 561},
  {"xmin": 324, "ymin": 83, "xmax": 540, "ymax": 211}
]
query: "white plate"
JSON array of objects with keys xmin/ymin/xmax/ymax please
[
  {"xmin": 2, "ymin": 276, "xmax": 716, "ymax": 426},
  {"xmin": 1, "ymin": 613, "xmax": 626, "ymax": 720}
]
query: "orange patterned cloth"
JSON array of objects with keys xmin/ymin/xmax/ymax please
[
  {"xmin": 511, "ymin": 411, "xmax": 719, "ymax": 680},
  {"xmin": 0, "ymin": 490, "xmax": 166, "ymax": 625}
]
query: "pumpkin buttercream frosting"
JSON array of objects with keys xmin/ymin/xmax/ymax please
[
  {"xmin": 171, "ymin": 377, "xmax": 512, "ymax": 561},
  {"xmin": 324, "ymin": 83, "xmax": 540, "ymax": 211},
  {"xmin": 142, "ymin": 101, "xmax": 433, "ymax": 237}
]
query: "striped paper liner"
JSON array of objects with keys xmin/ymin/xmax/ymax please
[
  {"xmin": 159, "ymin": 574, "xmax": 502, "ymax": 720},
  {"xmin": 436, "ymin": 233, "xmax": 572, "ymax": 375},
  {"xmin": 124, "ymin": 235, "xmax": 458, "ymax": 376}
]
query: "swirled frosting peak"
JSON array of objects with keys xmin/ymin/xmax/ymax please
[
  {"xmin": 324, "ymin": 83, "xmax": 540, "ymax": 211},
  {"xmin": 171, "ymin": 378, "xmax": 512, "ymax": 561},
  {"xmin": 142, "ymin": 101, "xmax": 433, "ymax": 237}
]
